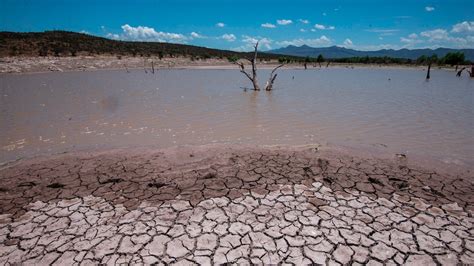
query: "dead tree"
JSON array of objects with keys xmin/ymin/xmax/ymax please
[
  {"xmin": 151, "ymin": 60, "xmax": 155, "ymax": 74},
  {"xmin": 457, "ymin": 65, "xmax": 474, "ymax": 77},
  {"xmin": 234, "ymin": 41, "xmax": 285, "ymax": 91},
  {"xmin": 426, "ymin": 62, "xmax": 431, "ymax": 80},
  {"xmin": 235, "ymin": 42, "xmax": 260, "ymax": 90},
  {"xmin": 265, "ymin": 64, "xmax": 285, "ymax": 91},
  {"xmin": 456, "ymin": 67, "xmax": 466, "ymax": 77}
]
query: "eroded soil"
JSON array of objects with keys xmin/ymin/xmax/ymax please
[{"xmin": 0, "ymin": 145, "xmax": 472, "ymax": 265}]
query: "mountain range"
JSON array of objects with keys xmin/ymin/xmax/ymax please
[{"xmin": 268, "ymin": 45, "xmax": 474, "ymax": 61}]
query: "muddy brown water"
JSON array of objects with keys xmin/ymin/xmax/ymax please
[{"xmin": 1, "ymin": 67, "xmax": 473, "ymax": 168}]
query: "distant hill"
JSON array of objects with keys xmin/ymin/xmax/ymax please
[
  {"xmin": 0, "ymin": 31, "xmax": 292, "ymax": 60},
  {"xmin": 268, "ymin": 45, "xmax": 474, "ymax": 61}
]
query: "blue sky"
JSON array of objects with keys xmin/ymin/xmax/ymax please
[{"xmin": 1, "ymin": 0, "xmax": 473, "ymax": 51}]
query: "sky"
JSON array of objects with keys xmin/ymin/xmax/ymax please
[{"xmin": 1, "ymin": 0, "xmax": 473, "ymax": 51}]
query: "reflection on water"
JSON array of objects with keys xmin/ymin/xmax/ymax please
[{"xmin": 0, "ymin": 68, "xmax": 473, "ymax": 167}]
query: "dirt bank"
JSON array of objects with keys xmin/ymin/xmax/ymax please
[{"xmin": 0, "ymin": 55, "xmax": 452, "ymax": 74}]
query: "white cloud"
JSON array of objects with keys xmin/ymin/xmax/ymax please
[
  {"xmin": 300, "ymin": 29, "xmax": 307, "ymax": 32},
  {"xmin": 241, "ymin": 35, "xmax": 273, "ymax": 50},
  {"xmin": 365, "ymin": 28, "xmax": 399, "ymax": 37},
  {"xmin": 106, "ymin": 33, "xmax": 120, "ymax": 40},
  {"xmin": 417, "ymin": 28, "xmax": 474, "ymax": 48},
  {"xmin": 400, "ymin": 33, "xmax": 423, "ymax": 46},
  {"xmin": 116, "ymin": 24, "xmax": 188, "ymax": 43},
  {"xmin": 355, "ymin": 44, "xmax": 401, "ymax": 51},
  {"xmin": 277, "ymin": 35, "xmax": 331, "ymax": 47},
  {"xmin": 190, "ymin": 32, "xmax": 205, "ymax": 39},
  {"xmin": 451, "ymin": 21, "xmax": 474, "ymax": 33},
  {"xmin": 221, "ymin": 33, "xmax": 236, "ymax": 42},
  {"xmin": 366, "ymin": 28, "xmax": 399, "ymax": 34},
  {"xmin": 277, "ymin": 19, "xmax": 293, "ymax": 25},
  {"xmin": 425, "ymin": 6, "xmax": 435, "ymax": 12},
  {"xmin": 310, "ymin": 29, "xmax": 316, "ymax": 32},
  {"xmin": 343, "ymin": 38, "xmax": 353, "ymax": 47},
  {"xmin": 421, "ymin": 29, "xmax": 449, "ymax": 41},
  {"xmin": 261, "ymin": 23, "xmax": 276, "ymax": 28},
  {"xmin": 216, "ymin": 22, "xmax": 225, "ymax": 27},
  {"xmin": 322, "ymin": 12, "xmax": 327, "ymax": 16},
  {"xmin": 314, "ymin": 24, "xmax": 335, "ymax": 30},
  {"xmin": 299, "ymin": 19, "xmax": 309, "ymax": 24}
]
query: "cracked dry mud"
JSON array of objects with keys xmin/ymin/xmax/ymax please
[{"xmin": 0, "ymin": 145, "xmax": 473, "ymax": 265}]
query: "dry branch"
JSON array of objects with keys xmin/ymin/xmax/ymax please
[
  {"xmin": 426, "ymin": 62, "xmax": 431, "ymax": 80},
  {"xmin": 234, "ymin": 41, "xmax": 285, "ymax": 91},
  {"xmin": 265, "ymin": 64, "xmax": 285, "ymax": 91},
  {"xmin": 234, "ymin": 42, "xmax": 260, "ymax": 90}
]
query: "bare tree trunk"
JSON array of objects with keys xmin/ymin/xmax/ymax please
[
  {"xmin": 456, "ymin": 67, "xmax": 466, "ymax": 77},
  {"xmin": 251, "ymin": 43, "xmax": 259, "ymax": 90},
  {"xmin": 235, "ymin": 42, "xmax": 260, "ymax": 91},
  {"xmin": 234, "ymin": 41, "xmax": 285, "ymax": 91},
  {"xmin": 265, "ymin": 64, "xmax": 285, "ymax": 91},
  {"xmin": 470, "ymin": 66, "xmax": 474, "ymax": 78},
  {"xmin": 151, "ymin": 60, "xmax": 155, "ymax": 74},
  {"xmin": 144, "ymin": 59, "xmax": 148, "ymax": 74},
  {"xmin": 326, "ymin": 61, "xmax": 330, "ymax": 68},
  {"xmin": 426, "ymin": 62, "xmax": 431, "ymax": 80},
  {"xmin": 304, "ymin": 62, "xmax": 307, "ymax": 70}
]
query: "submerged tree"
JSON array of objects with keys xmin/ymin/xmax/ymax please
[
  {"xmin": 234, "ymin": 41, "xmax": 284, "ymax": 91},
  {"xmin": 304, "ymin": 56, "xmax": 310, "ymax": 69},
  {"xmin": 316, "ymin": 54, "xmax": 324, "ymax": 67},
  {"xmin": 425, "ymin": 54, "xmax": 438, "ymax": 80},
  {"xmin": 456, "ymin": 65, "xmax": 474, "ymax": 78}
]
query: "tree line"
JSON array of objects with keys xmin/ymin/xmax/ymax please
[{"xmin": 272, "ymin": 52, "xmax": 470, "ymax": 66}]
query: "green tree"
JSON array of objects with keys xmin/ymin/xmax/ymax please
[
  {"xmin": 304, "ymin": 56, "xmax": 311, "ymax": 69},
  {"xmin": 227, "ymin": 55, "xmax": 240, "ymax": 63},
  {"xmin": 316, "ymin": 54, "xmax": 324, "ymax": 67},
  {"xmin": 416, "ymin": 55, "xmax": 427, "ymax": 65},
  {"xmin": 428, "ymin": 54, "xmax": 438, "ymax": 64},
  {"xmin": 442, "ymin": 52, "xmax": 465, "ymax": 66}
]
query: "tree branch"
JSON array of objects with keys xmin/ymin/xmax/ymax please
[
  {"xmin": 234, "ymin": 61, "xmax": 253, "ymax": 82},
  {"xmin": 456, "ymin": 67, "xmax": 466, "ymax": 77},
  {"xmin": 270, "ymin": 64, "xmax": 285, "ymax": 76},
  {"xmin": 265, "ymin": 64, "xmax": 285, "ymax": 91},
  {"xmin": 253, "ymin": 42, "xmax": 259, "ymax": 64}
]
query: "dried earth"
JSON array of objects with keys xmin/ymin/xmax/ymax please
[
  {"xmin": 0, "ymin": 56, "xmax": 233, "ymax": 74},
  {"xmin": 0, "ymin": 145, "xmax": 472, "ymax": 265},
  {"xmin": 0, "ymin": 56, "xmax": 438, "ymax": 74}
]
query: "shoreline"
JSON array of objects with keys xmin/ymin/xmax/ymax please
[
  {"xmin": 0, "ymin": 55, "xmax": 462, "ymax": 74},
  {"xmin": 1, "ymin": 143, "xmax": 472, "ymax": 178}
]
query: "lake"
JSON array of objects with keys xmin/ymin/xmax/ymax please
[{"xmin": 1, "ymin": 67, "xmax": 473, "ymax": 168}]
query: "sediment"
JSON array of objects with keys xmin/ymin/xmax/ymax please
[{"xmin": 0, "ymin": 145, "xmax": 472, "ymax": 264}]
